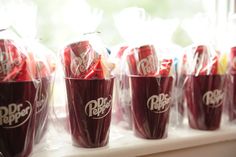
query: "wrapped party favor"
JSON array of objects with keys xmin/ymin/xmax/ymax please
[{"xmin": 60, "ymin": 34, "xmax": 115, "ymax": 148}]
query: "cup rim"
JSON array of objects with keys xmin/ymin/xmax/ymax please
[
  {"xmin": 128, "ymin": 75, "xmax": 173, "ymax": 79},
  {"xmin": 65, "ymin": 76, "xmax": 115, "ymax": 81},
  {"xmin": 0, "ymin": 80, "xmax": 36, "ymax": 83},
  {"xmin": 186, "ymin": 74, "xmax": 225, "ymax": 77}
]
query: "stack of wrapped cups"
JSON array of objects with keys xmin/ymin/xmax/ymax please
[
  {"xmin": 112, "ymin": 46, "xmax": 133, "ymax": 129},
  {"xmin": 27, "ymin": 43, "xmax": 56, "ymax": 144}
]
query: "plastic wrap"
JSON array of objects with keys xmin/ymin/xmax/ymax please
[
  {"xmin": 224, "ymin": 15, "xmax": 236, "ymax": 123},
  {"xmin": 111, "ymin": 45, "xmax": 133, "ymax": 129},
  {"xmin": 60, "ymin": 33, "xmax": 115, "ymax": 148},
  {"xmin": 169, "ymin": 52, "xmax": 186, "ymax": 127},
  {"xmin": 156, "ymin": 46, "xmax": 184, "ymax": 128},
  {"xmin": 227, "ymin": 46, "xmax": 236, "ymax": 122},
  {"xmin": 25, "ymin": 41, "xmax": 56, "ymax": 144},
  {"xmin": 0, "ymin": 2, "xmax": 56, "ymax": 156},
  {"xmin": 113, "ymin": 8, "xmax": 179, "ymax": 131},
  {"xmin": 184, "ymin": 45, "xmax": 226, "ymax": 130},
  {"xmin": 0, "ymin": 29, "xmax": 39, "ymax": 157},
  {"xmin": 182, "ymin": 14, "xmax": 227, "ymax": 130},
  {"xmin": 13, "ymin": 0, "xmax": 56, "ymax": 145}
]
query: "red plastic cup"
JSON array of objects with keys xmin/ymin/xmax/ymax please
[
  {"xmin": 129, "ymin": 76, "xmax": 173, "ymax": 139},
  {"xmin": 228, "ymin": 47, "xmax": 236, "ymax": 121},
  {"xmin": 34, "ymin": 77, "xmax": 52, "ymax": 143},
  {"xmin": 228, "ymin": 74, "xmax": 236, "ymax": 121},
  {"xmin": 0, "ymin": 81, "xmax": 37, "ymax": 157},
  {"xmin": 65, "ymin": 78, "xmax": 114, "ymax": 148},
  {"xmin": 185, "ymin": 75, "xmax": 225, "ymax": 130}
]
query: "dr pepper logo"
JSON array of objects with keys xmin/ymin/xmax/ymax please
[
  {"xmin": 0, "ymin": 51, "xmax": 21, "ymax": 77},
  {"xmin": 202, "ymin": 89, "xmax": 224, "ymax": 108},
  {"xmin": 0, "ymin": 101, "xmax": 32, "ymax": 128},
  {"xmin": 137, "ymin": 55, "xmax": 156, "ymax": 76},
  {"xmin": 147, "ymin": 94, "xmax": 171, "ymax": 113},
  {"xmin": 85, "ymin": 97, "xmax": 112, "ymax": 119},
  {"xmin": 70, "ymin": 51, "xmax": 89, "ymax": 76}
]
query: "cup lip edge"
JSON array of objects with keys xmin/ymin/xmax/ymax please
[
  {"xmin": 128, "ymin": 75, "xmax": 173, "ymax": 79},
  {"xmin": 0, "ymin": 80, "xmax": 36, "ymax": 83},
  {"xmin": 64, "ymin": 76, "xmax": 115, "ymax": 81},
  {"xmin": 186, "ymin": 74, "xmax": 225, "ymax": 77}
]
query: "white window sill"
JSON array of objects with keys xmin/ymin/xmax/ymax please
[{"xmin": 32, "ymin": 119, "xmax": 236, "ymax": 157}]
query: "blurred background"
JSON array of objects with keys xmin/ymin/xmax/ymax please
[
  {"xmin": 1, "ymin": 0, "xmax": 235, "ymax": 51},
  {"xmin": 1, "ymin": 0, "xmax": 235, "ymax": 110}
]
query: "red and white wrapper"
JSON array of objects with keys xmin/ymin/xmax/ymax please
[
  {"xmin": 61, "ymin": 39, "xmax": 114, "ymax": 79},
  {"xmin": 126, "ymin": 44, "xmax": 173, "ymax": 77},
  {"xmin": 0, "ymin": 39, "xmax": 35, "ymax": 82},
  {"xmin": 127, "ymin": 45, "xmax": 157, "ymax": 76}
]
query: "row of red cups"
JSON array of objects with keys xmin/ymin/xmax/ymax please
[
  {"xmin": 0, "ymin": 38, "xmax": 55, "ymax": 157},
  {"xmin": 114, "ymin": 44, "xmax": 236, "ymax": 139},
  {"xmin": 61, "ymin": 40, "xmax": 236, "ymax": 149},
  {"xmin": 226, "ymin": 47, "xmax": 236, "ymax": 121},
  {"xmin": 182, "ymin": 46, "xmax": 236, "ymax": 128},
  {"xmin": 61, "ymin": 41, "xmax": 175, "ymax": 146},
  {"xmin": 2, "ymin": 35, "xmax": 236, "ymax": 156}
]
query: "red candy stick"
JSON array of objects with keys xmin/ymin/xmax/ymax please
[
  {"xmin": 127, "ymin": 49, "xmax": 138, "ymax": 75},
  {"xmin": 84, "ymin": 57, "xmax": 104, "ymax": 79},
  {"xmin": 159, "ymin": 59, "xmax": 173, "ymax": 76},
  {"xmin": 193, "ymin": 45, "xmax": 208, "ymax": 75},
  {"xmin": 210, "ymin": 56, "xmax": 218, "ymax": 75}
]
